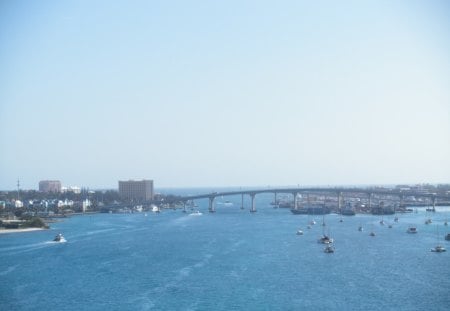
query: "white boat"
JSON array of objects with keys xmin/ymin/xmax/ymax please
[
  {"xmin": 223, "ymin": 200, "xmax": 233, "ymax": 207},
  {"xmin": 309, "ymin": 220, "xmax": 316, "ymax": 225},
  {"xmin": 189, "ymin": 210, "xmax": 202, "ymax": 216},
  {"xmin": 406, "ymin": 227, "xmax": 417, "ymax": 234},
  {"xmin": 296, "ymin": 229, "xmax": 304, "ymax": 235},
  {"xmin": 431, "ymin": 245, "xmax": 446, "ymax": 252},
  {"xmin": 53, "ymin": 233, "xmax": 66, "ymax": 243},
  {"xmin": 317, "ymin": 235, "xmax": 333, "ymax": 244},
  {"xmin": 430, "ymin": 226, "xmax": 446, "ymax": 252},
  {"xmin": 151, "ymin": 205, "xmax": 160, "ymax": 213}
]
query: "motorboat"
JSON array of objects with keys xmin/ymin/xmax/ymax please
[
  {"xmin": 406, "ymin": 227, "xmax": 417, "ymax": 234},
  {"xmin": 358, "ymin": 225, "xmax": 363, "ymax": 232},
  {"xmin": 189, "ymin": 210, "xmax": 203, "ymax": 216},
  {"xmin": 431, "ymin": 245, "xmax": 446, "ymax": 252},
  {"xmin": 151, "ymin": 205, "xmax": 160, "ymax": 213},
  {"xmin": 53, "ymin": 233, "xmax": 66, "ymax": 243},
  {"xmin": 369, "ymin": 231, "xmax": 376, "ymax": 237},
  {"xmin": 324, "ymin": 245, "xmax": 335, "ymax": 253},
  {"xmin": 296, "ymin": 229, "xmax": 304, "ymax": 235},
  {"xmin": 309, "ymin": 220, "xmax": 316, "ymax": 225}
]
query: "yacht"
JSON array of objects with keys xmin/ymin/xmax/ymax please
[
  {"xmin": 189, "ymin": 210, "xmax": 203, "ymax": 216},
  {"xmin": 431, "ymin": 245, "xmax": 446, "ymax": 252},
  {"xmin": 53, "ymin": 233, "xmax": 66, "ymax": 243},
  {"xmin": 324, "ymin": 244, "xmax": 335, "ymax": 253},
  {"xmin": 406, "ymin": 227, "xmax": 417, "ymax": 234},
  {"xmin": 317, "ymin": 235, "xmax": 333, "ymax": 244}
]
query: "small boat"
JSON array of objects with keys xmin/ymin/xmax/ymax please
[
  {"xmin": 324, "ymin": 244, "xmax": 335, "ymax": 253},
  {"xmin": 318, "ymin": 235, "xmax": 333, "ymax": 244},
  {"xmin": 406, "ymin": 227, "xmax": 417, "ymax": 234},
  {"xmin": 388, "ymin": 224, "xmax": 393, "ymax": 229},
  {"xmin": 151, "ymin": 205, "xmax": 160, "ymax": 213},
  {"xmin": 431, "ymin": 245, "xmax": 446, "ymax": 252},
  {"xmin": 189, "ymin": 210, "xmax": 203, "ymax": 216},
  {"xmin": 430, "ymin": 225, "xmax": 446, "ymax": 252},
  {"xmin": 310, "ymin": 220, "xmax": 316, "ymax": 225},
  {"xmin": 306, "ymin": 225, "xmax": 312, "ymax": 229},
  {"xmin": 53, "ymin": 233, "xmax": 66, "ymax": 243},
  {"xmin": 369, "ymin": 231, "xmax": 376, "ymax": 237},
  {"xmin": 445, "ymin": 233, "xmax": 450, "ymax": 241},
  {"xmin": 358, "ymin": 225, "xmax": 363, "ymax": 232},
  {"xmin": 394, "ymin": 217, "xmax": 399, "ymax": 222},
  {"xmin": 296, "ymin": 229, "xmax": 304, "ymax": 235},
  {"xmin": 425, "ymin": 219, "xmax": 432, "ymax": 225},
  {"xmin": 223, "ymin": 200, "xmax": 233, "ymax": 207}
]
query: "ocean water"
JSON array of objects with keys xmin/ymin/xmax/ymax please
[{"xmin": 1, "ymin": 192, "xmax": 449, "ymax": 311}]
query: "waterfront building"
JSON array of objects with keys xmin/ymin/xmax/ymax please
[
  {"xmin": 118, "ymin": 179, "xmax": 154, "ymax": 201},
  {"xmin": 38, "ymin": 180, "xmax": 61, "ymax": 193}
]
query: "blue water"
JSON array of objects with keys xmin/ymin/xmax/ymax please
[{"xmin": 1, "ymin": 192, "xmax": 449, "ymax": 311}]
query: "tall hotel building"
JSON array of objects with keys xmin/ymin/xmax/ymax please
[
  {"xmin": 118, "ymin": 179, "xmax": 154, "ymax": 201},
  {"xmin": 39, "ymin": 180, "xmax": 62, "ymax": 193}
]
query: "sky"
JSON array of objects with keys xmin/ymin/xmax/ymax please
[{"xmin": 1, "ymin": 0, "xmax": 449, "ymax": 190}]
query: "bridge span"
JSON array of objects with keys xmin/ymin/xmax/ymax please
[{"xmin": 177, "ymin": 187, "xmax": 450, "ymax": 213}]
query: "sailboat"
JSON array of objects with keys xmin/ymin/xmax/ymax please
[
  {"xmin": 324, "ymin": 244, "xmax": 335, "ymax": 253},
  {"xmin": 431, "ymin": 225, "xmax": 446, "ymax": 252}
]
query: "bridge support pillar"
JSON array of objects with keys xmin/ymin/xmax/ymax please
[
  {"xmin": 241, "ymin": 194, "xmax": 244, "ymax": 210},
  {"xmin": 183, "ymin": 201, "xmax": 187, "ymax": 213},
  {"xmin": 368, "ymin": 193, "xmax": 372, "ymax": 210},
  {"xmin": 209, "ymin": 197, "xmax": 216, "ymax": 213},
  {"xmin": 293, "ymin": 192, "xmax": 298, "ymax": 210},
  {"xmin": 250, "ymin": 193, "xmax": 257, "ymax": 213},
  {"xmin": 337, "ymin": 192, "xmax": 342, "ymax": 212},
  {"xmin": 432, "ymin": 196, "xmax": 436, "ymax": 212}
]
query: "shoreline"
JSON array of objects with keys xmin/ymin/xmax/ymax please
[{"xmin": 0, "ymin": 227, "xmax": 47, "ymax": 234}]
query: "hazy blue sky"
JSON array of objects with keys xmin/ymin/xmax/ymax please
[{"xmin": 1, "ymin": 0, "xmax": 449, "ymax": 190}]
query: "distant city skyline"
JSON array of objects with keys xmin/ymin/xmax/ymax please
[{"xmin": 1, "ymin": 1, "xmax": 449, "ymax": 190}]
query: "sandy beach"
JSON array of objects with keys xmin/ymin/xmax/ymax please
[{"xmin": 0, "ymin": 227, "xmax": 47, "ymax": 234}]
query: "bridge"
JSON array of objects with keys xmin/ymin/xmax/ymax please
[{"xmin": 177, "ymin": 187, "xmax": 450, "ymax": 213}]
